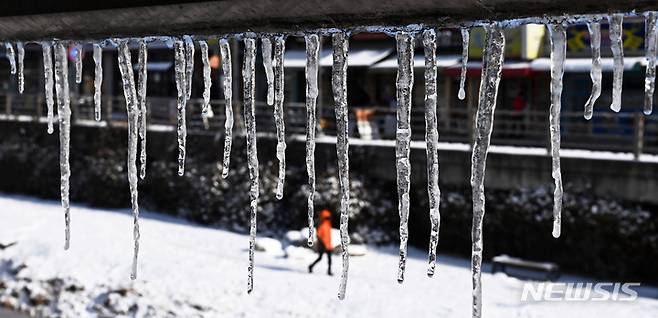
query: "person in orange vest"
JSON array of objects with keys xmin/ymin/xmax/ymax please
[{"xmin": 308, "ymin": 209, "xmax": 333, "ymax": 276}]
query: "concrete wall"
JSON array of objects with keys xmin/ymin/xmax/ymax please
[
  {"xmin": 290, "ymin": 139, "xmax": 658, "ymax": 204},
  {"xmin": 5, "ymin": 117, "xmax": 654, "ymax": 204}
]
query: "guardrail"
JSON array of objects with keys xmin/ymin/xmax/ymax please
[{"xmin": 1, "ymin": 93, "xmax": 656, "ymax": 157}]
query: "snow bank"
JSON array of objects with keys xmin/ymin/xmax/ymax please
[{"xmin": 0, "ymin": 195, "xmax": 656, "ymax": 317}]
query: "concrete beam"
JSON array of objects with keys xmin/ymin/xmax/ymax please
[{"xmin": 0, "ymin": 0, "xmax": 657, "ymax": 40}]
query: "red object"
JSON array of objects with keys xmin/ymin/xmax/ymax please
[
  {"xmin": 356, "ymin": 108, "xmax": 376, "ymax": 122},
  {"xmin": 512, "ymin": 95, "xmax": 527, "ymax": 112},
  {"xmin": 317, "ymin": 210, "xmax": 333, "ymax": 251}
]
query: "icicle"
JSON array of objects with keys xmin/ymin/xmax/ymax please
[
  {"xmin": 42, "ymin": 42, "xmax": 55, "ymax": 135},
  {"xmin": 6, "ymin": 43, "xmax": 16, "ymax": 75},
  {"xmin": 262, "ymin": 37, "xmax": 275, "ymax": 106},
  {"xmin": 137, "ymin": 40, "xmax": 148, "ymax": 180},
  {"xmin": 219, "ymin": 39, "xmax": 234, "ymax": 179},
  {"xmin": 609, "ymin": 14, "xmax": 624, "ymax": 112},
  {"xmin": 273, "ymin": 36, "xmax": 287, "ymax": 200},
  {"xmin": 584, "ymin": 22, "xmax": 601, "ymax": 120},
  {"xmin": 645, "ymin": 13, "xmax": 658, "ymax": 115},
  {"xmin": 395, "ymin": 31, "xmax": 414, "ymax": 284},
  {"xmin": 174, "ymin": 39, "xmax": 188, "ymax": 176},
  {"xmin": 470, "ymin": 24, "xmax": 505, "ymax": 318},
  {"xmin": 333, "ymin": 32, "xmax": 350, "ymax": 301},
  {"xmin": 422, "ymin": 29, "xmax": 441, "ymax": 277},
  {"xmin": 548, "ymin": 23, "xmax": 566, "ymax": 239},
  {"xmin": 17, "ymin": 42, "xmax": 24, "ymax": 94},
  {"xmin": 199, "ymin": 40, "xmax": 214, "ymax": 121},
  {"xmin": 184, "ymin": 36, "xmax": 195, "ymax": 101},
  {"xmin": 54, "ymin": 42, "xmax": 72, "ymax": 250},
  {"xmin": 243, "ymin": 38, "xmax": 260, "ymax": 294},
  {"xmin": 117, "ymin": 40, "xmax": 141, "ymax": 280},
  {"xmin": 93, "ymin": 43, "xmax": 103, "ymax": 121},
  {"xmin": 305, "ymin": 34, "xmax": 320, "ymax": 246},
  {"xmin": 459, "ymin": 28, "xmax": 470, "ymax": 100},
  {"xmin": 74, "ymin": 43, "xmax": 83, "ymax": 84}
]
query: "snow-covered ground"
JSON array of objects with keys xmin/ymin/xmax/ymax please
[{"xmin": 1, "ymin": 195, "xmax": 657, "ymax": 317}]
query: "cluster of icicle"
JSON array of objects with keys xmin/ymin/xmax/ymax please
[
  {"xmin": 4, "ymin": 37, "xmax": 233, "ymax": 282},
  {"xmin": 3, "ymin": 9, "xmax": 658, "ymax": 317},
  {"xmin": 466, "ymin": 12, "xmax": 658, "ymax": 318}
]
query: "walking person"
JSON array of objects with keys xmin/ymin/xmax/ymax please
[{"xmin": 308, "ymin": 209, "xmax": 333, "ymax": 276}]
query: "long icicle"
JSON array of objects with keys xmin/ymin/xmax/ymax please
[
  {"xmin": 199, "ymin": 40, "xmax": 214, "ymax": 122},
  {"xmin": 262, "ymin": 37, "xmax": 275, "ymax": 106},
  {"xmin": 459, "ymin": 28, "xmax": 470, "ymax": 100},
  {"xmin": 117, "ymin": 40, "xmax": 141, "ymax": 280},
  {"xmin": 609, "ymin": 14, "xmax": 624, "ymax": 112},
  {"xmin": 548, "ymin": 23, "xmax": 566, "ymax": 239},
  {"xmin": 645, "ymin": 12, "xmax": 658, "ymax": 115},
  {"xmin": 584, "ymin": 22, "xmax": 601, "ymax": 120},
  {"xmin": 54, "ymin": 42, "xmax": 72, "ymax": 250},
  {"xmin": 423, "ymin": 29, "xmax": 441, "ymax": 277},
  {"xmin": 174, "ymin": 39, "xmax": 188, "ymax": 176},
  {"xmin": 273, "ymin": 36, "xmax": 287, "ymax": 200},
  {"xmin": 243, "ymin": 38, "xmax": 260, "ymax": 294},
  {"xmin": 333, "ymin": 32, "xmax": 350, "ymax": 301},
  {"xmin": 93, "ymin": 43, "xmax": 103, "ymax": 121},
  {"xmin": 137, "ymin": 40, "xmax": 148, "ymax": 180},
  {"xmin": 74, "ymin": 43, "xmax": 83, "ymax": 84},
  {"xmin": 470, "ymin": 24, "xmax": 505, "ymax": 318},
  {"xmin": 219, "ymin": 39, "xmax": 234, "ymax": 178},
  {"xmin": 42, "ymin": 42, "xmax": 55, "ymax": 135},
  {"xmin": 395, "ymin": 31, "xmax": 414, "ymax": 284},
  {"xmin": 6, "ymin": 43, "xmax": 16, "ymax": 75},
  {"xmin": 305, "ymin": 34, "xmax": 320, "ymax": 246},
  {"xmin": 184, "ymin": 36, "xmax": 195, "ymax": 101},
  {"xmin": 17, "ymin": 42, "xmax": 24, "ymax": 94}
]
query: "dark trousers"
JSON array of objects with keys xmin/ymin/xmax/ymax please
[{"xmin": 309, "ymin": 246, "xmax": 332, "ymax": 273}]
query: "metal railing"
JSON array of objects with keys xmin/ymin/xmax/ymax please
[
  {"xmin": 317, "ymin": 105, "xmax": 658, "ymax": 156},
  {"xmin": 1, "ymin": 93, "xmax": 656, "ymax": 157}
]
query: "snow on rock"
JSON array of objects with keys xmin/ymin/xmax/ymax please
[
  {"xmin": 347, "ymin": 245, "xmax": 367, "ymax": 257},
  {"xmin": 0, "ymin": 195, "xmax": 657, "ymax": 318},
  {"xmin": 255, "ymin": 237, "xmax": 284, "ymax": 256},
  {"xmin": 284, "ymin": 230, "xmax": 304, "ymax": 245}
]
